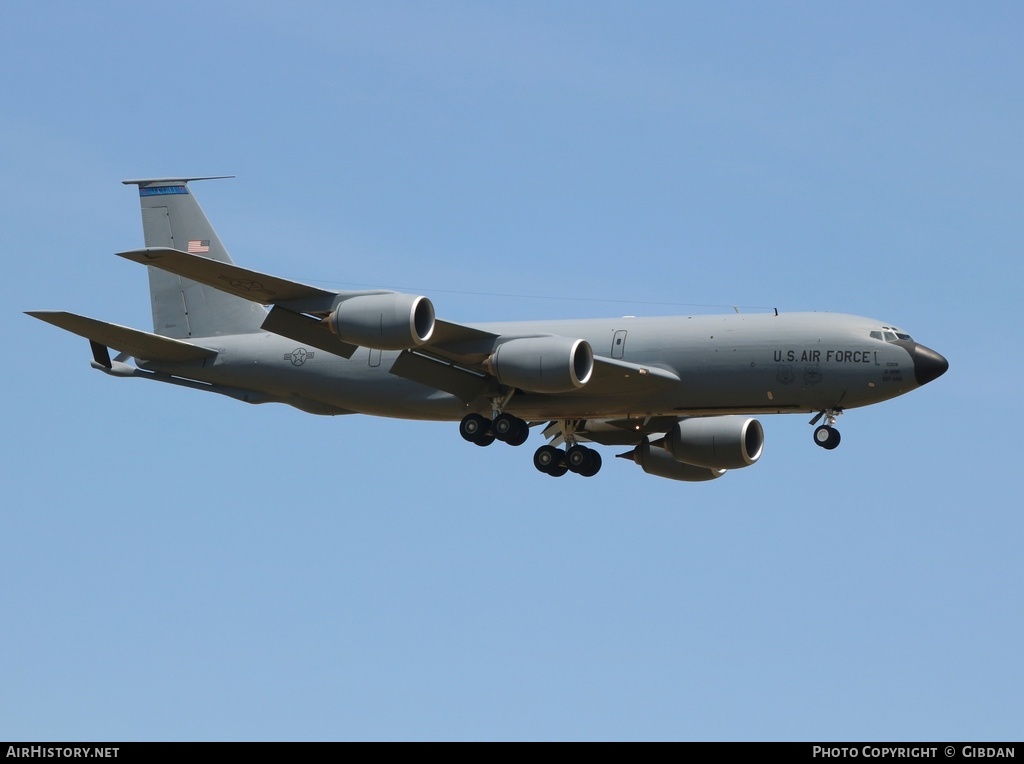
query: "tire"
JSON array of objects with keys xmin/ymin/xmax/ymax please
[
  {"xmin": 460, "ymin": 413, "xmax": 490, "ymax": 443},
  {"xmin": 814, "ymin": 425, "xmax": 841, "ymax": 450},
  {"xmin": 506, "ymin": 423, "xmax": 529, "ymax": 447},
  {"xmin": 534, "ymin": 445, "xmax": 559, "ymax": 473},
  {"xmin": 491, "ymin": 411, "xmax": 516, "ymax": 440},
  {"xmin": 566, "ymin": 445, "xmax": 590, "ymax": 472},
  {"xmin": 579, "ymin": 450, "xmax": 602, "ymax": 477},
  {"xmin": 547, "ymin": 462, "xmax": 569, "ymax": 477}
]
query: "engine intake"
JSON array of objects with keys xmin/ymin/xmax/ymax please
[
  {"xmin": 663, "ymin": 416, "xmax": 764, "ymax": 470},
  {"xmin": 486, "ymin": 336, "xmax": 594, "ymax": 393},
  {"xmin": 325, "ymin": 293, "xmax": 435, "ymax": 350}
]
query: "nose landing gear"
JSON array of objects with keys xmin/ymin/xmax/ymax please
[
  {"xmin": 810, "ymin": 409, "xmax": 842, "ymax": 450},
  {"xmin": 813, "ymin": 424, "xmax": 841, "ymax": 450}
]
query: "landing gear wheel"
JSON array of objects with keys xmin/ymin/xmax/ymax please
[
  {"xmin": 534, "ymin": 445, "xmax": 559, "ymax": 473},
  {"xmin": 493, "ymin": 413, "xmax": 527, "ymax": 445},
  {"xmin": 814, "ymin": 425, "xmax": 841, "ymax": 450},
  {"xmin": 506, "ymin": 423, "xmax": 529, "ymax": 447},
  {"xmin": 565, "ymin": 445, "xmax": 602, "ymax": 477},
  {"xmin": 460, "ymin": 413, "xmax": 490, "ymax": 443},
  {"xmin": 534, "ymin": 445, "xmax": 567, "ymax": 476},
  {"xmin": 473, "ymin": 432, "xmax": 496, "ymax": 447},
  {"xmin": 579, "ymin": 450, "xmax": 602, "ymax": 478},
  {"xmin": 547, "ymin": 461, "xmax": 569, "ymax": 477},
  {"xmin": 492, "ymin": 413, "xmax": 515, "ymax": 439},
  {"xmin": 566, "ymin": 445, "xmax": 591, "ymax": 473}
]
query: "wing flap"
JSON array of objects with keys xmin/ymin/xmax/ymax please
[
  {"xmin": 389, "ymin": 350, "xmax": 490, "ymax": 403},
  {"xmin": 261, "ymin": 306, "xmax": 358, "ymax": 359},
  {"xmin": 27, "ymin": 311, "xmax": 216, "ymax": 362}
]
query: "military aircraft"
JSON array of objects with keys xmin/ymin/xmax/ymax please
[{"xmin": 28, "ymin": 177, "xmax": 948, "ymax": 482}]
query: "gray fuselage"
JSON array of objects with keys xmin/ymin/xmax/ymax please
[{"xmin": 139, "ymin": 311, "xmax": 940, "ymax": 422}]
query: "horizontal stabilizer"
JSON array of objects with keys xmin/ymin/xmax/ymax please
[
  {"xmin": 27, "ymin": 311, "xmax": 216, "ymax": 363},
  {"xmin": 117, "ymin": 248, "xmax": 338, "ymax": 311},
  {"xmin": 122, "ymin": 176, "xmax": 234, "ymax": 185}
]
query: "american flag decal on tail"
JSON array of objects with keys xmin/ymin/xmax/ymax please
[{"xmin": 187, "ymin": 240, "xmax": 210, "ymax": 254}]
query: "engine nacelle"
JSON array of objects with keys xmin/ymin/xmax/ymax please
[
  {"xmin": 629, "ymin": 438, "xmax": 726, "ymax": 482},
  {"xmin": 486, "ymin": 336, "xmax": 594, "ymax": 393},
  {"xmin": 325, "ymin": 293, "xmax": 435, "ymax": 350},
  {"xmin": 663, "ymin": 416, "xmax": 764, "ymax": 470}
]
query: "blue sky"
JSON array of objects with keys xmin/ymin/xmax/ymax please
[{"xmin": 2, "ymin": 1, "xmax": 1021, "ymax": 741}]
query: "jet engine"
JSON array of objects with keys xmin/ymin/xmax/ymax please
[
  {"xmin": 627, "ymin": 438, "xmax": 726, "ymax": 482},
  {"xmin": 663, "ymin": 416, "xmax": 764, "ymax": 470},
  {"xmin": 324, "ymin": 293, "xmax": 435, "ymax": 350},
  {"xmin": 485, "ymin": 336, "xmax": 594, "ymax": 394}
]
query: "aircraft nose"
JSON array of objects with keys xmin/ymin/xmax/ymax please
[{"xmin": 907, "ymin": 343, "xmax": 949, "ymax": 386}]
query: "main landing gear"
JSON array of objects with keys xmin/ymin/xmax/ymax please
[
  {"xmin": 531, "ymin": 419, "xmax": 602, "ymax": 478},
  {"xmin": 533, "ymin": 443, "xmax": 602, "ymax": 478},
  {"xmin": 810, "ymin": 409, "xmax": 842, "ymax": 450},
  {"xmin": 459, "ymin": 412, "xmax": 529, "ymax": 447},
  {"xmin": 459, "ymin": 412, "xmax": 604, "ymax": 477}
]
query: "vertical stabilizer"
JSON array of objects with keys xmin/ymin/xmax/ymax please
[{"xmin": 122, "ymin": 177, "xmax": 266, "ymax": 339}]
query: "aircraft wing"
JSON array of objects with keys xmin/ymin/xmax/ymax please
[
  {"xmin": 119, "ymin": 248, "xmax": 500, "ymax": 360},
  {"xmin": 388, "ymin": 349, "xmax": 680, "ymax": 403},
  {"xmin": 116, "ymin": 248, "xmax": 339, "ymax": 311},
  {"xmin": 119, "ymin": 248, "xmax": 680, "ymax": 401},
  {"xmin": 26, "ymin": 311, "xmax": 216, "ymax": 363},
  {"xmin": 428, "ymin": 320, "xmax": 501, "ymax": 361},
  {"xmin": 586, "ymin": 356, "xmax": 680, "ymax": 395}
]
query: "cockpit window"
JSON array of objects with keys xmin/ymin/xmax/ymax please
[{"xmin": 871, "ymin": 327, "xmax": 914, "ymax": 343}]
